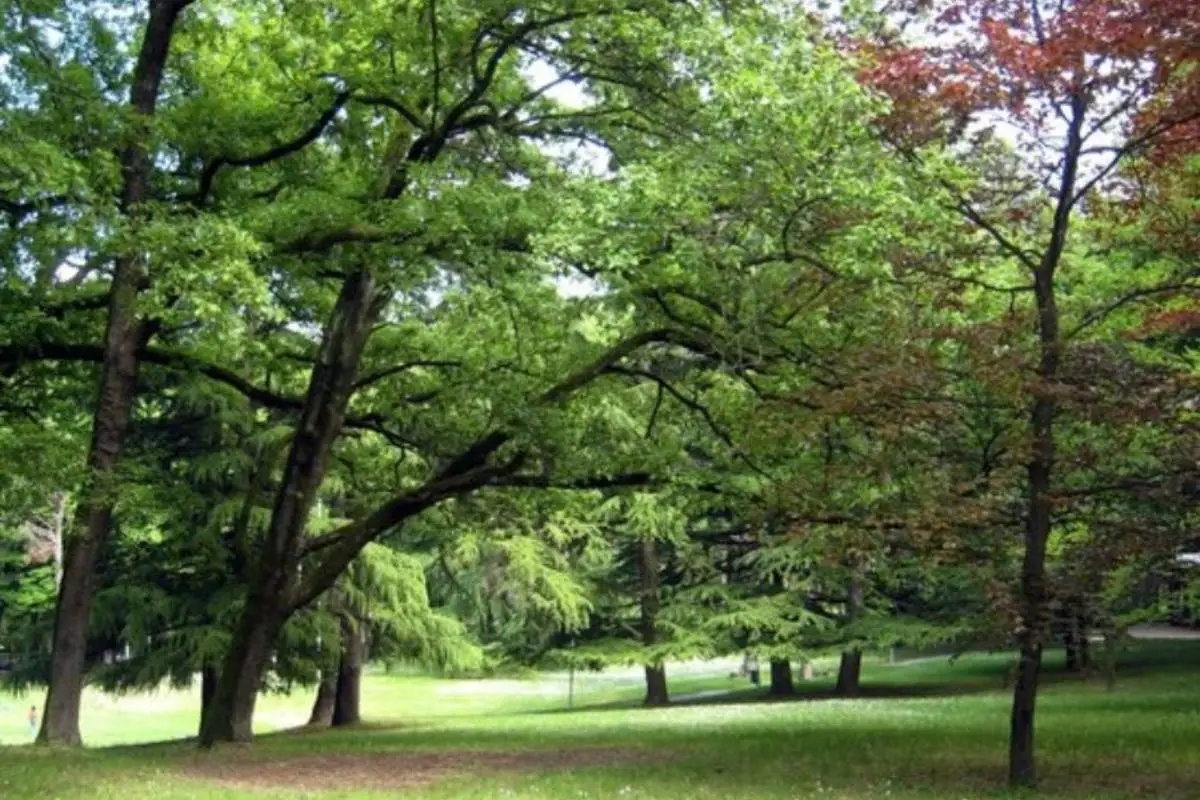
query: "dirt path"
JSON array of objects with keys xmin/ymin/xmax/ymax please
[{"xmin": 179, "ymin": 746, "xmax": 669, "ymax": 794}]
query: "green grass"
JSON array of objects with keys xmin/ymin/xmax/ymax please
[{"xmin": 1, "ymin": 643, "xmax": 1198, "ymax": 799}]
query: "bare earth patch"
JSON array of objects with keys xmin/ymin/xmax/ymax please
[{"xmin": 179, "ymin": 746, "xmax": 667, "ymax": 795}]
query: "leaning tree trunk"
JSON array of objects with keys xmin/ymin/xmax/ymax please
[
  {"xmin": 638, "ymin": 538, "xmax": 669, "ymax": 707},
  {"xmin": 308, "ymin": 672, "xmax": 337, "ymax": 727},
  {"xmin": 199, "ymin": 593, "xmax": 285, "ymax": 745},
  {"xmin": 835, "ymin": 578, "xmax": 864, "ymax": 697},
  {"xmin": 199, "ymin": 270, "xmax": 380, "ymax": 747},
  {"xmin": 38, "ymin": 0, "xmax": 190, "ymax": 747},
  {"xmin": 769, "ymin": 659, "xmax": 795, "ymax": 696},
  {"xmin": 332, "ymin": 616, "xmax": 364, "ymax": 727}
]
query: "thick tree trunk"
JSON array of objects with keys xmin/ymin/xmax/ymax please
[
  {"xmin": 37, "ymin": 1, "xmax": 190, "ymax": 747},
  {"xmin": 308, "ymin": 672, "xmax": 336, "ymax": 726},
  {"xmin": 199, "ymin": 271, "xmax": 380, "ymax": 747},
  {"xmin": 643, "ymin": 664, "xmax": 669, "ymax": 707},
  {"xmin": 835, "ymin": 650, "xmax": 863, "ymax": 697},
  {"xmin": 198, "ymin": 598, "xmax": 284, "ymax": 746},
  {"xmin": 637, "ymin": 538, "xmax": 668, "ymax": 707},
  {"xmin": 199, "ymin": 665, "xmax": 219, "ymax": 736},
  {"xmin": 769, "ymin": 659, "xmax": 794, "ymax": 696},
  {"xmin": 332, "ymin": 616, "xmax": 363, "ymax": 727}
]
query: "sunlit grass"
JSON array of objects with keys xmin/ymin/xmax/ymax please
[{"xmin": 1, "ymin": 643, "xmax": 1198, "ymax": 799}]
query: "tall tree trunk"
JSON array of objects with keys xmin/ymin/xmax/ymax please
[
  {"xmin": 38, "ymin": 0, "xmax": 190, "ymax": 747},
  {"xmin": 332, "ymin": 616, "xmax": 363, "ymax": 727},
  {"xmin": 637, "ymin": 538, "xmax": 668, "ymax": 707},
  {"xmin": 199, "ymin": 665, "xmax": 219, "ymax": 737},
  {"xmin": 769, "ymin": 659, "xmax": 794, "ymax": 696},
  {"xmin": 835, "ymin": 577, "xmax": 864, "ymax": 697},
  {"xmin": 1009, "ymin": 93, "xmax": 1078, "ymax": 788},
  {"xmin": 200, "ymin": 270, "xmax": 380, "ymax": 747},
  {"xmin": 308, "ymin": 672, "xmax": 336, "ymax": 727}
]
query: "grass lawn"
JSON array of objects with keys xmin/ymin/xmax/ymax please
[{"xmin": 0, "ymin": 642, "xmax": 1197, "ymax": 799}]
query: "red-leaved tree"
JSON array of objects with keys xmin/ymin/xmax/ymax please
[{"xmin": 852, "ymin": 0, "xmax": 1200, "ymax": 787}]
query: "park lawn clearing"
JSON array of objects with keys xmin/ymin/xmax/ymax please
[{"xmin": 0, "ymin": 642, "xmax": 1198, "ymax": 799}]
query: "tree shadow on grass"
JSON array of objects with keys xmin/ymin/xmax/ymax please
[{"xmin": 543, "ymin": 640, "xmax": 1200, "ymax": 715}]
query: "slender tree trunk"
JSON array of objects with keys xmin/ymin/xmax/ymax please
[
  {"xmin": 1064, "ymin": 615, "xmax": 1083, "ymax": 673},
  {"xmin": 199, "ymin": 665, "xmax": 219, "ymax": 737},
  {"xmin": 637, "ymin": 538, "xmax": 668, "ymax": 707},
  {"xmin": 37, "ymin": 0, "xmax": 191, "ymax": 748},
  {"xmin": 308, "ymin": 672, "xmax": 336, "ymax": 727},
  {"xmin": 332, "ymin": 616, "xmax": 363, "ymax": 727},
  {"xmin": 835, "ymin": 577, "xmax": 864, "ymax": 697},
  {"xmin": 1009, "ymin": 95, "xmax": 1076, "ymax": 782},
  {"xmin": 769, "ymin": 659, "xmax": 794, "ymax": 696},
  {"xmin": 200, "ymin": 270, "xmax": 380, "ymax": 747}
]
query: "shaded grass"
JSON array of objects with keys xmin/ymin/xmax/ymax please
[{"xmin": 0, "ymin": 642, "xmax": 1198, "ymax": 799}]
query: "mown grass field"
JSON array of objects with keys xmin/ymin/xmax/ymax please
[{"xmin": 0, "ymin": 642, "xmax": 1197, "ymax": 799}]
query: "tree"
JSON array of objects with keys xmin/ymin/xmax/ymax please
[{"xmin": 855, "ymin": 0, "xmax": 1200, "ymax": 784}]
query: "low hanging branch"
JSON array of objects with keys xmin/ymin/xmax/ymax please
[{"xmin": 290, "ymin": 326, "xmax": 713, "ymax": 608}]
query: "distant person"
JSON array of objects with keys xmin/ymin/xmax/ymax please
[{"xmin": 27, "ymin": 705, "xmax": 38, "ymax": 737}]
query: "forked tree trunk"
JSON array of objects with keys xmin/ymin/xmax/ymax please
[
  {"xmin": 308, "ymin": 672, "xmax": 336, "ymax": 726},
  {"xmin": 769, "ymin": 659, "xmax": 794, "ymax": 696},
  {"xmin": 199, "ymin": 665, "xmax": 219, "ymax": 736},
  {"xmin": 199, "ymin": 270, "xmax": 380, "ymax": 747},
  {"xmin": 332, "ymin": 616, "xmax": 363, "ymax": 727},
  {"xmin": 38, "ymin": 0, "xmax": 191, "ymax": 747},
  {"xmin": 637, "ymin": 538, "xmax": 668, "ymax": 707}
]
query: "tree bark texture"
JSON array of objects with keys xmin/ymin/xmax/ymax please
[
  {"xmin": 199, "ymin": 599, "xmax": 284, "ymax": 745},
  {"xmin": 38, "ymin": 0, "xmax": 191, "ymax": 747},
  {"xmin": 308, "ymin": 671, "xmax": 336, "ymax": 726},
  {"xmin": 200, "ymin": 270, "xmax": 379, "ymax": 746},
  {"xmin": 332, "ymin": 616, "xmax": 364, "ymax": 726},
  {"xmin": 638, "ymin": 538, "xmax": 668, "ymax": 707}
]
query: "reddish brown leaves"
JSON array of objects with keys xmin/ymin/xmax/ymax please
[{"xmin": 854, "ymin": 0, "xmax": 1200, "ymax": 154}]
